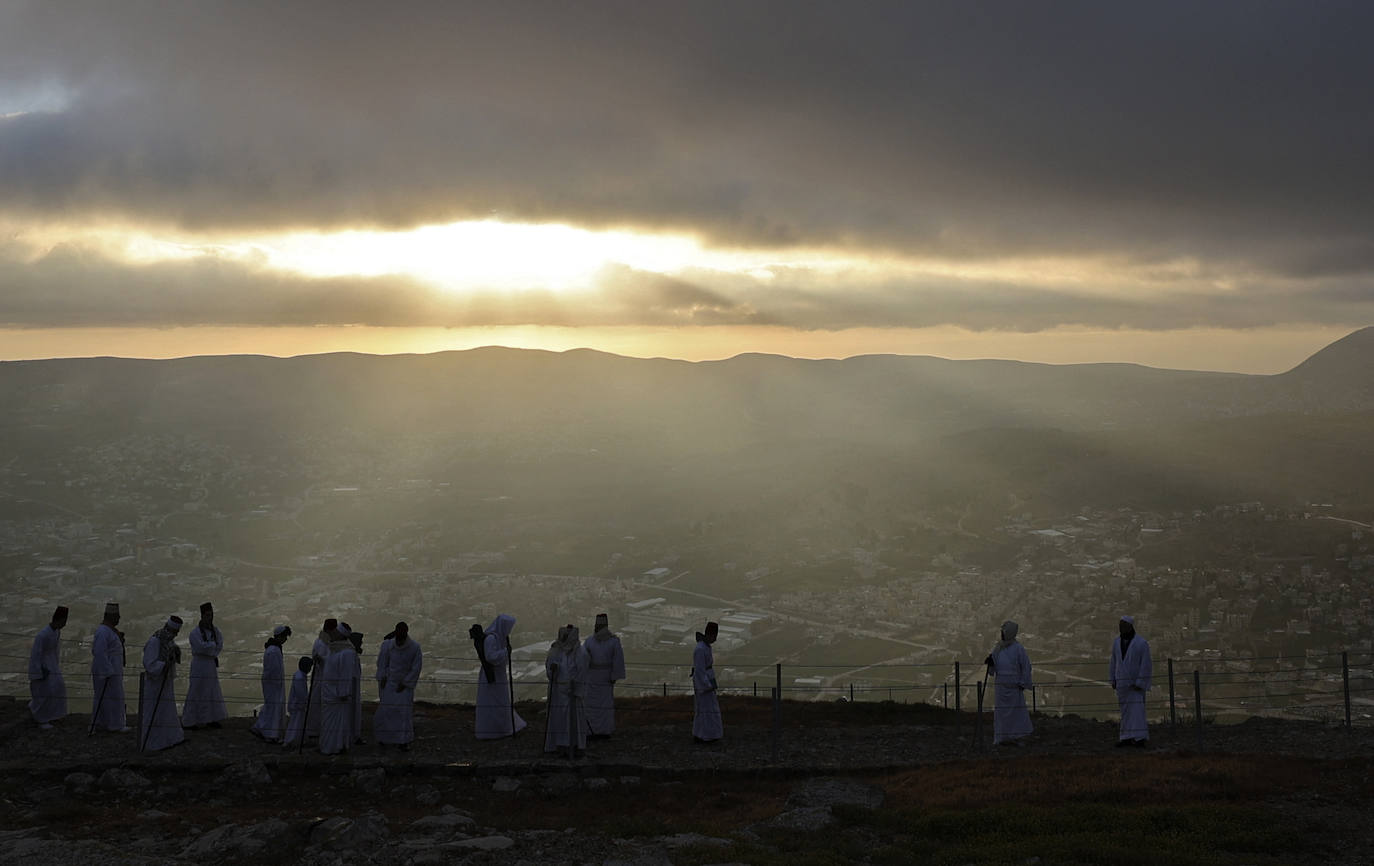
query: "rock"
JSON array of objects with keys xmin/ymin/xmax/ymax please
[
  {"xmin": 415, "ymin": 784, "xmax": 441, "ymax": 806},
  {"xmin": 585, "ymin": 777, "xmax": 610, "ymax": 790},
  {"xmin": 138, "ymin": 809, "xmax": 171, "ymax": 820},
  {"xmin": 352, "ymin": 767, "xmax": 387, "ymax": 795},
  {"xmin": 492, "ymin": 776, "xmax": 521, "ymax": 793},
  {"xmin": 755, "ymin": 806, "xmax": 836, "ymax": 833},
  {"xmin": 653, "ymin": 833, "xmax": 733, "ymax": 849},
  {"xmin": 619, "ymin": 775, "xmax": 642, "ymax": 786},
  {"xmin": 445, "ymin": 835, "xmax": 514, "ymax": 850},
  {"xmin": 28, "ymin": 784, "xmax": 65, "ymax": 803},
  {"xmin": 408, "ymin": 813, "xmax": 476, "ymax": 835},
  {"xmin": 182, "ymin": 819, "xmax": 296, "ymax": 859},
  {"xmin": 539, "ymin": 772, "xmax": 579, "ymax": 793},
  {"xmin": 218, "ymin": 759, "xmax": 273, "ymax": 788},
  {"xmin": 786, "ymin": 777, "xmax": 886, "ymax": 810},
  {"xmin": 98, "ymin": 768, "xmax": 152, "ymax": 791},
  {"xmin": 309, "ymin": 811, "xmax": 391, "ymax": 851},
  {"xmin": 63, "ymin": 772, "xmax": 97, "ymax": 795}
]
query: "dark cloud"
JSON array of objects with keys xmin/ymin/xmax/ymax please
[
  {"xmin": 3, "ymin": 240, "xmax": 1371, "ymax": 333},
  {"xmin": 0, "ymin": 0, "xmax": 1372, "ymax": 281}
]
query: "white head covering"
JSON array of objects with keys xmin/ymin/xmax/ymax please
[
  {"xmin": 165, "ymin": 615, "xmax": 183, "ymax": 632},
  {"xmin": 990, "ymin": 619, "xmax": 1019, "ymax": 661},
  {"xmin": 273, "ymin": 625, "xmax": 289, "ymax": 637},
  {"xmin": 1120, "ymin": 615, "xmax": 1135, "ymax": 625}
]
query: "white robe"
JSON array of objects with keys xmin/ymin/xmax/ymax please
[
  {"xmin": 282, "ymin": 669, "xmax": 309, "ymax": 748},
  {"xmin": 544, "ymin": 644, "xmax": 589, "ymax": 753},
  {"xmin": 90, "ymin": 624, "xmax": 126, "ymax": 732},
  {"xmin": 475, "ymin": 615, "xmax": 527, "ymax": 739},
  {"xmin": 1110, "ymin": 634, "xmax": 1153, "ymax": 741},
  {"xmin": 351, "ymin": 648, "xmax": 363, "ymax": 742},
  {"xmin": 182, "ymin": 623, "xmax": 227, "ymax": 726},
  {"xmin": 28, "ymin": 624, "xmax": 67, "ymax": 724},
  {"xmin": 319, "ymin": 640, "xmax": 355, "ymax": 755},
  {"xmin": 582, "ymin": 633, "xmax": 625, "ymax": 736},
  {"xmin": 374, "ymin": 637, "xmax": 423, "ymax": 745},
  {"xmin": 692, "ymin": 638, "xmax": 723, "ymax": 741},
  {"xmin": 251, "ymin": 644, "xmax": 286, "ymax": 741},
  {"xmin": 306, "ymin": 636, "xmax": 329, "ymax": 737},
  {"xmin": 140, "ymin": 634, "xmax": 184, "ymax": 752},
  {"xmin": 989, "ymin": 641, "xmax": 1033, "ymax": 744}
]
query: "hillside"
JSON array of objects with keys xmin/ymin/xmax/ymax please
[{"xmin": 1, "ymin": 696, "xmax": 1371, "ymax": 865}]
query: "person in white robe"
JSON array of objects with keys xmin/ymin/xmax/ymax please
[
  {"xmin": 182, "ymin": 601, "xmax": 227, "ymax": 729},
  {"xmin": 281, "ymin": 657, "xmax": 312, "ymax": 749},
  {"xmin": 346, "ymin": 627, "xmax": 365, "ymax": 744},
  {"xmin": 319, "ymin": 623, "xmax": 357, "ymax": 755},
  {"xmin": 1109, "ymin": 614, "xmax": 1153, "ymax": 747},
  {"xmin": 582, "ymin": 613, "xmax": 625, "ymax": 739},
  {"xmin": 984, "ymin": 620, "xmax": 1033, "ymax": 745},
  {"xmin": 692, "ymin": 621, "xmax": 723, "ymax": 743},
  {"xmin": 474, "ymin": 614, "xmax": 527, "ymax": 739},
  {"xmin": 544, "ymin": 625, "xmax": 590, "ymax": 757},
  {"xmin": 306, "ymin": 618, "xmax": 334, "ymax": 739},
  {"xmin": 374, "ymin": 621, "xmax": 423, "ymax": 749},
  {"xmin": 140, "ymin": 616, "xmax": 185, "ymax": 752},
  {"xmin": 29, "ymin": 605, "xmax": 69, "ymax": 729},
  {"xmin": 251, "ymin": 625, "xmax": 290, "ymax": 743},
  {"xmin": 90, "ymin": 602, "xmax": 128, "ymax": 734}
]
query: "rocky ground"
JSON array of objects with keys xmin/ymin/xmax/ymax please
[{"xmin": 2, "ymin": 695, "xmax": 1372, "ymax": 865}]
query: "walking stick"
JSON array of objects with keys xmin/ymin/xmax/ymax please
[
  {"xmin": 298, "ymin": 663, "xmax": 319, "ymax": 755},
  {"xmin": 87, "ymin": 675, "xmax": 111, "ymax": 736},
  {"xmin": 567, "ymin": 678, "xmax": 578, "ymax": 758},
  {"xmin": 140, "ymin": 664, "xmax": 171, "ymax": 753},
  {"xmin": 541, "ymin": 665, "xmax": 556, "ymax": 749},
  {"xmin": 506, "ymin": 637, "xmax": 516, "ymax": 738}
]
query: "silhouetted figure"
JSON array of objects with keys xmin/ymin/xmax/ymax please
[
  {"xmin": 984, "ymin": 619, "xmax": 1033, "ymax": 745},
  {"xmin": 582, "ymin": 612, "xmax": 625, "ymax": 739},
  {"xmin": 183, "ymin": 601, "xmax": 226, "ymax": 729},
  {"xmin": 692, "ymin": 621, "xmax": 722, "ymax": 743},
  {"xmin": 375, "ymin": 621, "xmax": 423, "ymax": 750},
  {"xmin": 1110, "ymin": 615, "xmax": 1152, "ymax": 747},
  {"xmin": 544, "ymin": 624, "xmax": 589, "ymax": 758},
  {"xmin": 29, "ymin": 605, "xmax": 69, "ymax": 729},
  {"xmin": 90, "ymin": 602, "xmax": 128, "ymax": 734},
  {"xmin": 140, "ymin": 616, "xmax": 185, "ymax": 752},
  {"xmin": 251, "ymin": 625, "xmax": 291, "ymax": 743},
  {"xmin": 475, "ymin": 614, "xmax": 526, "ymax": 739}
]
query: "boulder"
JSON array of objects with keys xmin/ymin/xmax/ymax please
[
  {"xmin": 787, "ymin": 777, "xmax": 886, "ymax": 810},
  {"xmin": 98, "ymin": 768, "xmax": 152, "ymax": 791},
  {"xmin": 182, "ymin": 819, "xmax": 297, "ymax": 859},
  {"xmin": 218, "ymin": 759, "xmax": 273, "ymax": 788}
]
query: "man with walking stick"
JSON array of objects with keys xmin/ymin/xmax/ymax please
[
  {"xmin": 543, "ymin": 624, "xmax": 588, "ymax": 758},
  {"xmin": 90, "ymin": 602, "xmax": 129, "ymax": 735},
  {"xmin": 475, "ymin": 614, "xmax": 526, "ymax": 739},
  {"xmin": 140, "ymin": 615, "xmax": 185, "ymax": 752}
]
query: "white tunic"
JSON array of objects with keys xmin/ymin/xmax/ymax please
[
  {"xmin": 251, "ymin": 644, "xmax": 286, "ymax": 741},
  {"xmin": 28, "ymin": 624, "xmax": 67, "ymax": 724},
  {"xmin": 305, "ymin": 635, "xmax": 330, "ymax": 737},
  {"xmin": 281, "ymin": 669, "xmax": 310, "ymax": 748},
  {"xmin": 374, "ymin": 637, "xmax": 423, "ymax": 745},
  {"xmin": 319, "ymin": 640, "xmax": 355, "ymax": 755},
  {"xmin": 90, "ymin": 624, "xmax": 126, "ymax": 732},
  {"xmin": 989, "ymin": 641, "xmax": 1033, "ymax": 744},
  {"xmin": 182, "ymin": 623, "xmax": 227, "ymax": 726},
  {"xmin": 475, "ymin": 615, "xmax": 527, "ymax": 739},
  {"xmin": 350, "ymin": 648, "xmax": 363, "ymax": 742},
  {"xmin": 1110, "ymin": 634, "xmax": 1153, "ymax": 741},
  {"xmin": 140, "ymin": 634, "xmax": 184, "ymax": 752},
  {"xmin": 544, "ymin": 644, "xmax": 589, "ymax": 752},
  {"xmin": 582, "ymin": 632, "xmax": 625, "ymax": 736},
  {"xmin": 692, "ymin": 638, "xmax": 723, "ymax": 741}
]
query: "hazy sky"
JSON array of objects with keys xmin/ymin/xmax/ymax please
[{"xmin": 1, "ymin": 1, "xmax": 1371, "ymax": 371}]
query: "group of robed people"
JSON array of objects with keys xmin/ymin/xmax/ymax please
[{"xmin": 32, "ymin": 599, "xmax": 1155, "ymax": 753}]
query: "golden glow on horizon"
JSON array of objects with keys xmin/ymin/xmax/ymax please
[
  {"xmin": 0, "ymin": 324, "xmax": 1353, "ymax": 376},
  {"xmin": 6, "ymin": 216, "xmax": 1145, "ymax": 295}
]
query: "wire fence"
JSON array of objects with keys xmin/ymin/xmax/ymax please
[{"xmin": 6, "ymin": 624, "xmax": 1372, "ymax": 745}]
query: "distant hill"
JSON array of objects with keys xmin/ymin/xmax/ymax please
[{"xmin": 1, "ymin": 329, "xmax": 1373, "ymax": 525}]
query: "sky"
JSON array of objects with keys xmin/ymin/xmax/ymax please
[{"xmin": 1, "ymin": 1, "xmax": 1372, "ymax": 373}]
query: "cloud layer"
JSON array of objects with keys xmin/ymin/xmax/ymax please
[{"xmin": 2, "ymin": 1, "xmax": 1373, "ymax": 332}]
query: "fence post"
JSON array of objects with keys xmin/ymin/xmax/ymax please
[
  {"xmin": 753, "ymin": 681, "xmax": 757, "ymax": 698},
  {"xmin": 975, "ymin": 680, "xmax": 985, "ymax": 751},
  {"xmin": 662, "ymin": 682, "xmax": 667, "ymax": 698},
  {"xmin": 1343, "ymin": 651, "xmax": 1351, "ymax": 730},
  {"xmin": 955, "ymin": 661, "xmax": 962, "ymax": 719},
  {"xmin": 1193, "ymin": 669, "xmax": 1203, "ymax": 751},
  {"xmin": 771, "ymin": 686, "xmax": 781, "ymax": 762},
  {"xmin": 1168, "ymin": 658, "xmax": 1176, "ymax": 727},
  {"xmin": 1031, "ymin": 684, "xmax": 1037, "ymax": 714},
  {"xmin": 943, "ymin": 682, "xmax": 948, "ymax": 708},
  {"xmin": 850, "ymin": 682, "xmax": 854, "ymax": 703}
]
